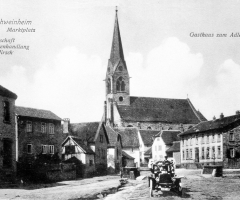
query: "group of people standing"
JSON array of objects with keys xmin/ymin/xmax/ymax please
[{"xmin": 148, "ymin": 156, "xmax": 175, "ymax": 176}]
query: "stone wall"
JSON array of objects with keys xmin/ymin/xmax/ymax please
[
  {"xmin": 46, "ymin": 163, "xmax": 76, "ymax": 181},
  {"xmin": 83, "ymin": 164, "xmax": 95, "ymax": 178}
]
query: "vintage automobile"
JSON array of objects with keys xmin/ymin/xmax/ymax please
[{"xmin": 148, "ymin": 160, "xmax": 183, "ymax": 197}]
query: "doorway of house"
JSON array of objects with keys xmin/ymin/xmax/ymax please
[
  {"xmin": 195, "ymin": 147, "xmax": 199, "ymax": 163},
  {"xmin": 3, "ymin": 139, "xmax": 12, "ymax": 168}
]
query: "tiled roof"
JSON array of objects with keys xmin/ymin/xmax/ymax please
[
  {"xmin": 0, "ymin": 85, "xmax": 17, "ymax": 99},
  {"xmin": 122, "ymin": 151, "xmax": 134, "ymax": 160},
  {"xmin": 115, "ymin": 127, "xmax": 140, "ymax": 148},
  {"xmin": 71, "ymin": 136, "xmax": 95, "ymax": 154},
  {"xmin": 156, "ymin": 130, "xmax": 180, "ymax": 145},
  {"xmin": 166, "ymin": 141, "xmax": 180, "ymax": 153},
  {"xmin": 139, "ymin": 130, "xmax": 160, "ymax": 146},
  {"xmin": 144, "ymin": 148, "xmax": 152, "ymax": 155},
  {"xmin": 105, "ymin": 125, "xmax": 120, "ymax": 147},
  {"xmin": 117, "ymin": 97, "xmax": 206, "ymax": 124},
  {"xmin": 16, "ymin": 106, "xmax": 61, "ymax": 121},
  {"xmin": 69, "ymin": 122, "xmax": 100, "ymax": 143},
  {"xmin": 179, "ymin": 114, "xmax": 240, "ymax": 136}
]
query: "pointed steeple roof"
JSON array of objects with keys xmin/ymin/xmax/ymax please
[{"xmin": 109, "ymin": 9, "xmax": 125, "ymax": 66}]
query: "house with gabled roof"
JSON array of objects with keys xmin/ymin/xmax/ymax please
[
  {"xmin": 105, "ymin": 124, "xmax": 122, "ymax": 174},
  {"xmin": 0, "ymin": 85, "xmax": 17, "ymax": 183},
  {"xmin": 63, "ymin": 121, "xmax": 109, "ymax": 175},
  {"xmin": 138, "ymin": 130, "xmax": 159, "ymax": 165},
  {"xmin": 62, "ymin": 136, "xmax": 95, "ymax": 163},
  {"xmin": 114, "ymin": 127, "xmax": 140, "ymax": 167},
  {"xmin": 62, "ymin": 136, "xmax": 95, "ymax": 177},
  {"xmin": 178, "ymin": 112, "xmax": 240, "ymax": 168},
  {"xmin": 103, "ymin": 10, "xmax": 207, "ymax": 133},
  {"xmin": 152, "ymin": 130, "xmax": 181, "ymax": 162},
  {"xmin": 16, "ymin": 106, "xmax": 63, "ymax": 166}
]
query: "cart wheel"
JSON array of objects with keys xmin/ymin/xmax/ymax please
[{"xmin": 149, "ymin": 179, "xmax": 153, "ymax": 197}]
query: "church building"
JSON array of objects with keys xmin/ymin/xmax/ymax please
[{"xmin": 104, "ymin": 9, "xmax": 206, "ymax": 133}]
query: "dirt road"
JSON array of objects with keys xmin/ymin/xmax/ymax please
[
  {"xmin": 105, "ymin": 169, "xmax": 240, "ymax": 200},
  {"xmin": 1, "ymin": 169, "xmax": 240, "ymax": 199},
  {"xmin": 0, "ymin": 176, "xmax": 120, "ymax": 200}
]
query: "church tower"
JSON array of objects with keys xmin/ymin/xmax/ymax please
[{"xmin": 105, "ymin": 8, "xmax": 130, "ymax": 125}]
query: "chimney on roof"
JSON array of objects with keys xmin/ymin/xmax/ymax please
[
  {"xmin": 104, "ymin": 101, "xmax": 107, "ymax": 124},
  {"xmin": 179, "ymin": 123, "xmax": 184, "ymax": 133},
  {"xmin": 213, "ymin": 116, "xmax": 216, "ymax": 121},
  {"xmin": 236, "ymin": 110, "xmax": 240, "ymax": 115},
  {"xmin": 220, "ymin": 113, "xmax": 224, "ymax": 119},
  {"xmin": 63, "ymin": 118, "xmax": 70, "ymax": 134},
  {"xmin": 159, "ymin": 123, "xmax": 162, "ymax": 131},
  {"xmin": 137, "ymin": 122, "xmax": 141, "ymax": 129}
]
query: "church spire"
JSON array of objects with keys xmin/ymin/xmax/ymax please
[{"xmin": 109, "ymin": 7, "xmax": 125, "ymax": 66}]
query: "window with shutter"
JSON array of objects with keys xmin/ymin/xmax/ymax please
[
  {"xmin": 3, "ymin": 101, "xmax": 10, "ymax": 123},
  {"xmin": 206, "ymin": 147, "xmax": 210, "ymax": 159},
  {"xmin": 49, "ymin": 123, "xmax": 54, "ymax": 134},
  {"xmin": 230, "ymin": 148, "xmax": 235, "ymax": 158},
  {"xmin": 41, "ymin": 123, "xmax": 47, "ymax": 133},
  {"xmin": 49, "ymin": 145, "xmax": 54, "ymax": 154},
  {"xmin": 229, "ymin": 132, "xmax": 234, "ymax": 141},
  {"xmin": 217, "ymin": 146, "xmax": 221, "ymax": 158},
  {"xmin": 27, "ymin": 144, "xmax": 32, "ymax": 154},
  {"xmin": 42, "ymin": 145, "xmax": 48, "ymax": 154},
  {"xmin": 202, "ymin": 147, "xmax": 205, "ymax": 159},
  {"xmin": 26, "ymin": 121, "xmax": 32, "ymax": 132}
]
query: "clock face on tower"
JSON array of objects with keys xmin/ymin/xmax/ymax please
[{"xmin": 119, "ymin": 96, "xmax": 123, "ymax": 102}]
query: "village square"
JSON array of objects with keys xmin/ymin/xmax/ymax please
[{"xmin": 1, "ymin": 1, "xmax": 240, "ymax": 199}]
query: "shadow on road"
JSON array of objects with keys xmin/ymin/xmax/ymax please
[
  {"xmin": 0, "ymin": 182, "xmax": 68, "ymax": 190},
  {"xmin": 152, "ymin": 187, "xmax": 191, "ymax": 199}
]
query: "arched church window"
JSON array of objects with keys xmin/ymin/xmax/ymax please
[
  {"xmin": 107, "ymin": 78, "xmax": 111, "ymax": 94},
  {"xmin": 116, "ymin": 77, "xmax": 125, "ymax": 92},
  {"xmin": 147, "ymin": 126, "xmax": 152, "ymax": 130}
]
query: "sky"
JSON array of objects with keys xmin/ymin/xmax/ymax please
[{"xmin": 1, "ymin": 0, "xmax": 240, "ymax": 123}]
